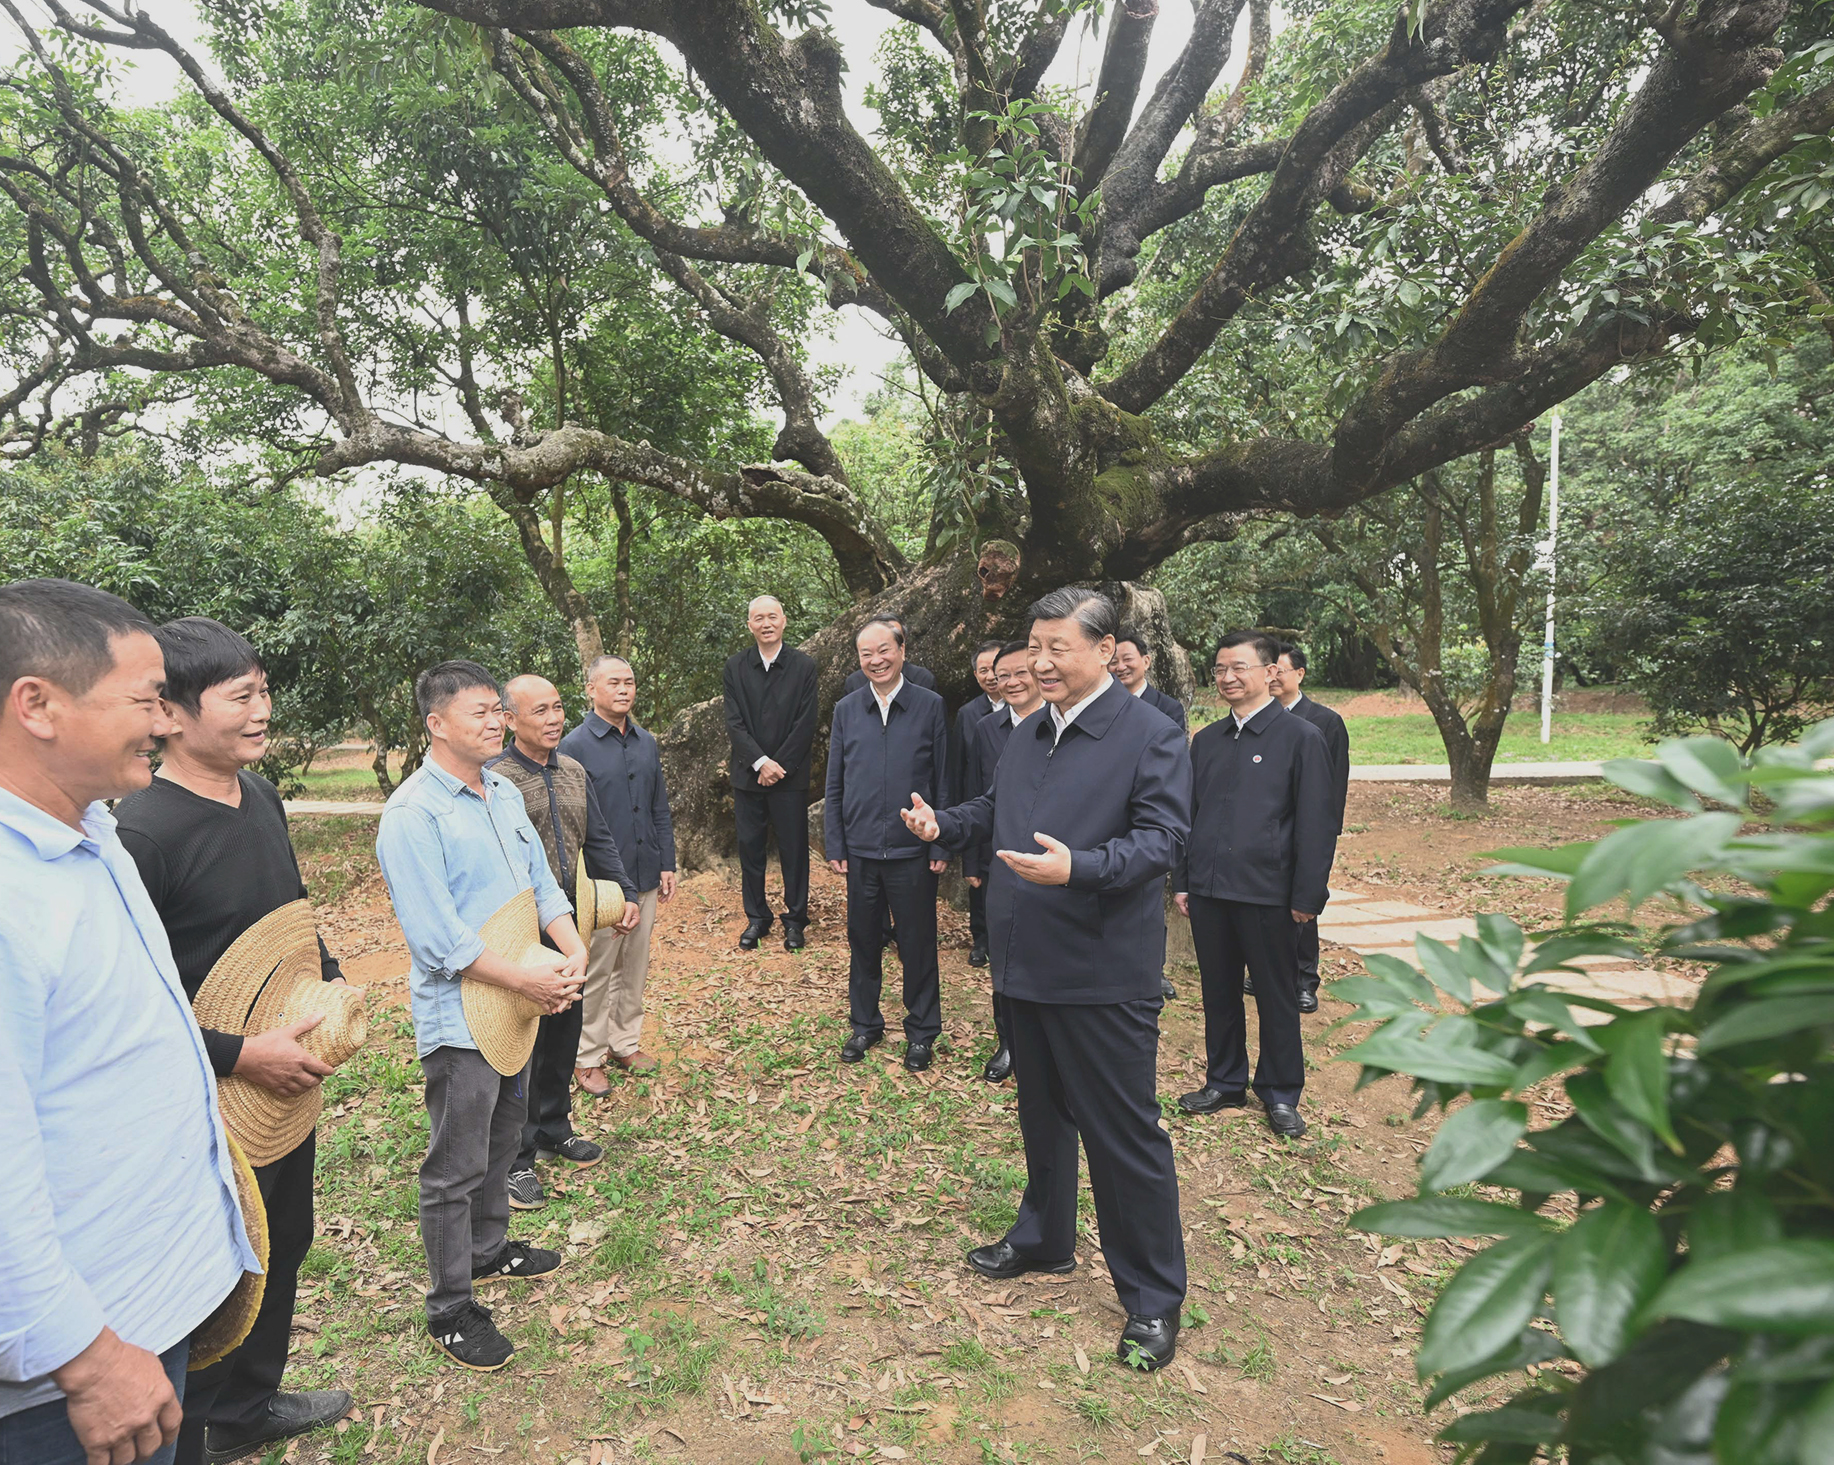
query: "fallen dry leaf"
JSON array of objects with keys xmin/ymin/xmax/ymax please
[
  {"xmin": 426, "ymin": 1426, "xmax": 445, "ymax": 1465},
  {"xmin": 1191, "ymin": 1433, "xmax": 1207, "ymax": 1465},
  {"xmin": 1074, "ymin": 1345, "xmax": 1090, "ymax": 1376},
  {"xmin": 1178, "ymin": 1362, "xmax": 1208, "ymax": 1395}
]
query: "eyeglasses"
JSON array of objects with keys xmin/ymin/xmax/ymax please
[{"xmin": 1212, "ymin": 662, "xmax": 1269, "ymax": 679}]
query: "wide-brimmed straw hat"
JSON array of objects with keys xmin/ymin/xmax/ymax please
[
  {"xmin": 463, "ymin": 887, "xmax": 549, "ymax": 1076},
  {"xmin": 574, "ymin": 851, "xmax": 627, "ymax": 935},
  {"xmin": 189, "ymin": 1132, "xmax": 269, "ymax": 1372},
  {"xmin": 192, "ymin": 901, "xmax": 368, "ymax": 1166}
]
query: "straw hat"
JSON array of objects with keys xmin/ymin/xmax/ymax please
[
  {"xmin": 574, "ymin": 851, "xmax": 627, "ymax": 934},
  {"xmin": 192, "ymin": 901, "xmax": 368, "ymax": 1166},
  {"xmin": 189, "ymin": 1132, "xmax": 269, "ymax": 1372},
  {"xmin": 463, "ymin": 887, "xmax": 549, "ymax": 1076}
]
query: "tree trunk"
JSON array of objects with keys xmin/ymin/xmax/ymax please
[
  {"xmin": 1444, "ymin": 732, "xmax": 1497, "ymax": 811},
  {"xmin": 612, "ymin": 481, "xmax": 634, "ymax": 658}
]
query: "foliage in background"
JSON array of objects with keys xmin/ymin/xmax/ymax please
[{"xmin": 1332, "ymin": 726, "xmax": 1834, "ymax": 1461}]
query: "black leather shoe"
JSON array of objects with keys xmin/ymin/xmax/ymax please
[
  {"xmin": 1241, "ymin": 975, "xmax": 1256, "ymax": 996},
  {"xmin": 1179, "ymin": 1086, "xmax": 1247, "ymax": 1115},
  {"xmin": 205, "ymin": 1389, "xmax": 353, "ymax": 1464},
  {"xmin": 739, "ymin": 918, "xmax": 771, "ymax": 951},
  {"xmin": 982, "ymin": 1046, "xmax": 1012, "ymax": 1083},
  {"xmin": 841, "ymin": 1030, "xmax": 882, "ymax": 1063},
  {"xmin": 966, "ymin": 1240, "xmax": 1076, "ymax": 1279},
  {"xmin": 969, "ymin": 940, "xmax": 989, "ymax": 968},
  {"xmin": 783, "ymin": 923, "xmax": 806, "ymax": 952},
  {"xmin": 1160, "ymin": 973, "xmax": 1177, "ymax": 1000},
  {"xmin": 904, "ymin": 1040, "xmax": 934, "ymax": 1072},
  {"xmin": 1266, "ymin": 1103, "xmax": 1308, "ymax": 1138},
  {"xmin": 1117, "ymin": 1314, "xmax": 1180, "ymax": 1372},
  {"xmin": 1297, "ymin": 986, "xmax": 1319, "ymax": 1014}
]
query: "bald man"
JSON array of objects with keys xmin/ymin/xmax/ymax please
[
  {"xmin": 486, "ymin": 674, "xmax": 638, "ymax": 1212},
  {"xmin": 723, "ymin": 596, "xmax": 819, "ymax": 951}
]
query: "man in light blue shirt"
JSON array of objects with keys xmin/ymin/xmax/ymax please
[
  {"xmin": 0, "ymin": 579, "xmax": 258, "ymax": 1465},
  {"xmin": 375, "ymin": 661, "xmax": 588, "ymax": 1374}
]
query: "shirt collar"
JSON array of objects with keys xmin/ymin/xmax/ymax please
[
  {"xmin": 505, "ymin": 742, "xmax": 559, "ymax": 774},
  {"xmin": 1231, "ymin": 697, "xmax": 1277, "ymax": 734},
  {"xmin": 1010, "ymin": 702, "xmax": 1039, "ymax": 727},
  {"xmin": 871, "ymin": 675, "xmax": 905, "ymax": 713},
  {"xmin": 1127, "ymin": 681, "xmax": 1148, "ymax": 697},
  {"xmin": 586, "ymin": 709, "xmax": 640, "ymax": 740},
  {"xmin": 0, "ymin": 784, "xmax": 111, "ymax": 858},
  {"xmin": 421, "ymin": 756, "xmax": 491, "ymax": 800},
  {"xmin": 1047, "ymin": 673, "xmax": 1115, "ymax": 740},
  {"xmin": 758, "ymin": 644, "xmax": 781, "ymax": 671}
]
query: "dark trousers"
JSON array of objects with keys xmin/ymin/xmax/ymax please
[
  {"xmin": 517, "ymin": 1000, "xmax": 583, "ymax": 1169},
  {"xmin": 2, "ymin": 1340, "xmax": 189, "ymax": 1465},
  {"xmin": 1296, "ymin": 918, "xmax": 1321, "ymax": 995},
  {"xmin": 735, "ymin": 785, "xmax": 809, "ymax": 926},
  {"xmin": 1190, "ymin": 895, "xmax": 1306, "ymax": 1108},
  {"xmin": 968, "ymin": 880, "xmax": 988, "ymax": 943},
  {"xmin": 1004, "ymin": 997, "xmax": 1185, "ymax": 1319},
  {"xmin": 175, "ymin": 1132, "xmax": 317, "ymax": 1461},
  {"xmin": 989, "ymin": 985, "xmax": 1011, "ymax": 1049},
  {"xmin": 846, "ymin": 857, "xmax": 940, "ymax": 1043},
  {"xmin": 420, "ymin": 1046, "xmax": 527, "ymax": 1318}
]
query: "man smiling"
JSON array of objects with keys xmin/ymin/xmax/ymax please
[{"xmin": 903, "ymin": 588, "xmax": 1192, "ymax": 1371}]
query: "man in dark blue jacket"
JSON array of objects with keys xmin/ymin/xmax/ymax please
[
  {"xmin": 1111, "ymin": 625, "xmax": 1187, "ymax": 732},
  {"xmin": 1174, "ymin": 631, "xmax": 1334, "ymax": 1138},
  {"xmin": 825, "ymin": 617, "xmax": 950, "ymax": 1071},
  {"xmin": 904, "ymin": 588, "xmax": 1192, "ymax": 1373},
  {"xmin": 1268, "ymin": 642, "xmax": 1350, "ymax": 1012},
  {"xmin": 952, "ymin": 640, "xmax": 1005, "ymax": 967},
  {"xmin": 962, "ymin": 640, "xmax": 1042, "ymax": 1082}
]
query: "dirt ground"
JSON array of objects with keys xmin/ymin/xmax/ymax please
[{"xmin": 274, "ymin": 783, "xmax": 1653, "ymax": 1465}]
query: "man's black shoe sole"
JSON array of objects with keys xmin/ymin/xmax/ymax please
[{"xmin": 966, "ymin": 1254, "xmax": 1076, "ymax": 1280}]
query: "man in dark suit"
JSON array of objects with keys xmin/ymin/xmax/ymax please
[
  {"xmin": 1112, "ymin": 625, "xmax": 1187, "ymax": 731},
  {"xmin": 962, "ymin": 640, "xmax": 1041, "ymax": 1082},
  {"xmin": 842, "ymin": 616, "xmax": 935, "ymax": 695},
  {"xmin": 1268, "ymin": 642, "xmax": 1349, "ymax": 1012},
  {"xmin": 825, "ymin": 617, "xmax": 951, "ymax": 1071},
  {"xmin": 1174, "ymin": 631, "xmax": 1334, "ymax": 1138},
  {"xmin": 952, "ymin": 640, "xmax": 1005, "ymax": 967},
  {"xmin": 724, "ymin": 595, "xmax": 820, "ymax": 953},
  {"xmin": 904, "ymin": 588, "xmax": 1192, "ymax": 1373}
]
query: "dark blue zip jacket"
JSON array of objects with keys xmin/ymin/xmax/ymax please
[{"xmin": 823, "ymin": 679, "xmax": 949, "ymax": 863}]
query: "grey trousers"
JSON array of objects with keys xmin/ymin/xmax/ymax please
[{"xmin": 419, "ymin": 1045, "xmax": 527, "ymax": 1318}]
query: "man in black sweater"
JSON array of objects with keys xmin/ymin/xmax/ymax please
[
  {"xmin": 115, "ymin": 618, "xmax": 352, "ymax": 1465},
  {"xmin": 723, "ymin": 596, "xmax": 819, "ymax": 953},
  {"xmin": 951, "ymin": 640, "xmax": 1004, "ymax": 967},
  {"xmin": 1268, "ymin": 642, "xmax": 1350, "ymax": 1012},
  {"xmin": 905, "ymin": 588, "xmax": 1192, "ymax": 1372},
  {"xmin": 825, "ymin": 617, "xmax": 950, "ymax": 1071},
  {"xmin": 962, "ymin": 639, "xmax": 1042, "ymax": 1082},
  {"xmin": 1174, "ymin": 631, "xmax": 1335, "ymax": 1138}
]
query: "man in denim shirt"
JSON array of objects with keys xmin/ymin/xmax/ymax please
[
  {"xmin": 0, "ymin": 579, "xmax": 257, "ymax": 1465},
  {"xmin": 376, "ymin": 662, "xmax": 589, "ymax": 1373}
]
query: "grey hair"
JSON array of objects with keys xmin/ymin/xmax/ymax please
[
  {"xmin": 1025, "ymin": 587, "xmax": 1117, "ymax": 645},
  {"xmin": 585, "ymin": 654, "xmax": 634, "ymax": 682},
  {"xmin": 747, "ymin": 595, "xmax": 784, "ymax": 615}
]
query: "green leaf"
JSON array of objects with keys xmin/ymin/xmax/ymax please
[
  {"xmin": 1420, "ymin": 1100, "xmax": 1530, "ymax": 1193},
  {"xmin": 1350, "ymin": 1197, "xmax": 1553, "ymax": 1239},
  {"xmin": 943, "ymin": 281, "xmax": 976, "ymax": 313},
  {"xmin": 1415, "ymin": 936, "xmax": 1474, "ymax": 1004},
  {"xmin": 1418, "ymin": 1233, "xmax": 1557, "ymax": 1379},
  {"xmin": 1566, "ymin": 813, "xmax": 1742, "ymax": 918},
  {"xmin": 1510, "ymin": 1040, "xmax": 1596, "ymax": 1089},
  {"xmin": 1507, "ymin": 988, "xmax": 1603, "ymax": 1049},
  {"xmin": 1438, "ymin": 1400, "xmax": 1565, "ymax": 1444},
  {"xmin": 1328, "ymin": 975, "xmax": 1430, "ymax": 1019},
  {"xmin": 1595, "ymin": 1010, "xmax": 1679, "ymax": 1150},
  {"xmin": 1422, "ymin": 1327, "xmax": 1566, "ymax": 1410},
  {"xmin": 1647, "ymin": 1241, "xmax": 1834, "ymax": 1334},
  {"xmin": 1566, "ymin": 1071, "xmax": 1659, "ymax": 1178},
  {"xmin": 1339, "ymin": 1030, "xmax": 1519, "ymax": 1087},
  {"xmin": 1475, "ymin": 912, "xmax": 1526, "ymax": 977},
  {"xmin": 1524, "ymin": 932, "xmax": 1644, "ymax": 975},
  {"xmin": 1697, "ymin": 993, "xmax": 1834, "ymax": 1052},
  {"xmin": 1602, "ymin": 758, "xmax": 1704, "ymax": 812},
  {"xmin": 1364, "ymin": 951, "xmax": 1442, "ymax": 1009},
  {"xmin": 983, "ymin": 277, "xmax": 1018, "ymax": 309},
  {"xmin": 1687, "ymin": 1190, "xmax": 1782, "ymax": 1266},
  {"xmin": 1482, "ymin": 843, "xmax": 1590, "ymax": 878},
  {"xmin": 1654, "ymin": 736, "xmax": 1750, "ymax": 809},
  {"xmin": 1554, "ymin": 1202, "xmax": 1668, "ymax": 1366},
  {"xmin": 1459, "ymin": 934, "xmax": 1513, "ymax": 994},
  {"xmin": 1490, "ymin": 1147, "xmax": 1633, "ymax": 1204},
  {"xmin": 1798, "ymin": 1379, "xmax": 1834, "ymax": 1465}
]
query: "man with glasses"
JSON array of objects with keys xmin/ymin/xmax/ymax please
[
  {"xmin": 1266, "ymin": 642, "xmax": 1349, "ymax": 1013},
  {"xmin": 1173, "ymin": 631, "xmax": 1334, "ymax": 1138}
]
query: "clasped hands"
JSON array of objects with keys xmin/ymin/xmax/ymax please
[
  {"xmin": 900, "ymin": 794, "xmax": 1072, "ymax": 886},
  {"xmin": 520, "ymin": 946, "xmax": 588, "ymax": 1014}
]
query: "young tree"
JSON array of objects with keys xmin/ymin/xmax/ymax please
[{"xmin": 1, "ymin": 0, "xmax": 1828, "ymax": 849}]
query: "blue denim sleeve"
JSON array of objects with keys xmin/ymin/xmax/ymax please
[{"xmin": 376, "ymin": 805, "xmax": 486, "ymax": 978}]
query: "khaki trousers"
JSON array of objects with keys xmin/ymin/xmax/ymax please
[{"xmin": 578, "ymin": 886, "xmax": 658, "ymax": 1066}]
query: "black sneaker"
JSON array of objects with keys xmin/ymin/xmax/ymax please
[
  {"xmin": 473, "ymin": 1239, "xmax": 564, "ymax": 1285},
  {"xmin": 506, "ymin": 1168, "xmax": 544, "ymax": 1211},
  {"xmin": 536, "ymin": 1136, "xmax": 603, "ymax": 1168},
  {"xmin": 428, "ymin": 1301, "xmax": 513, "ymax": 1372}
]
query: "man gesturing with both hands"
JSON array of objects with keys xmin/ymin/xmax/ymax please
[{"xmin": 901, "ymin": 588, "xmax": 1192, "ymax": 1373}]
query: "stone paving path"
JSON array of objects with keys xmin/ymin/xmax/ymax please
[{"xmin": 1319, "ymin": 886, "xmax": 1694, "ymax": 1014}]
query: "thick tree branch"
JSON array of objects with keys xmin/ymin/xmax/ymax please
[
  {"xmin": 1649, "ymin": 78, "xmax": 1834, "ymax": 225},
  {"xmin": 1073, "ymin": 1, "xmax": 1161, "ymax": 188}
]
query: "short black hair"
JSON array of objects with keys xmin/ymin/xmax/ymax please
[
  {"xmin": 586, "ymin": 654, "xmax": 633, "ymax": 682},
  {"xmin": 995, "ymin": 639, "xmax": 1030, "ymax": 666},
  {"xmin": 856, "ymin": 616, "xmax": 905, "ymax": 648},
  {"xmin": 415, "ymin": 660, "xmax": 501, "ymax": 721},
  {"xmin": 0, "ymin": 578, "xmax": 155, "ymax": 698},
  {"xmin": 1280, "ymin": 642, "xmax": 1308, "ymax": 671},
  {"xmin": 1027, "ymin": 587, "xmax": 1117, "ymax": 643},
  {"xmin": 1115, "ymin": 624, "xmax": 1153, "ymax": 659},
  {"xmin": 1213, "ymin": 629, "xmax": 1279, "ymax": 666},
  {"xmin": 154, "ymin": 617, "xmax": 265, "ymax": 716},
  {"xmin": 974, "ymin": 639, "xmax": 1004, "ymax": 662}
]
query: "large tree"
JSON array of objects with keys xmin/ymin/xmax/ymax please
[{"xmin": 1, "ymin": 0, "xmax": 1829, "ymax": 855}]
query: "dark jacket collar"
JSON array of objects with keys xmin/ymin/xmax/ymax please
[
  {"xmin": 502, "ymin": 741, "xmax": 558, "ymax": 773},
  {"xmin": 1030, "ymin": 676, "xmax": 1130, "ymax": 743},
  {"xmin": 1229, "ymin": 698, "xmax": 1281, "ymax": 736},
  {"xmin": 584, "ymin": 709, "xmax": 644, "ymax": 740}
]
